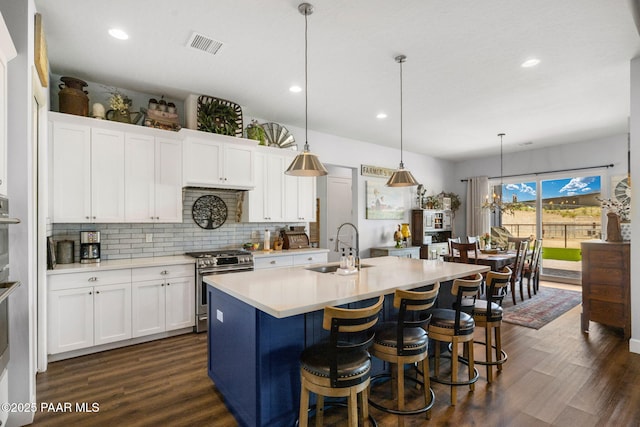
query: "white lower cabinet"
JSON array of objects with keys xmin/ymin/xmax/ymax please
[
  {"xmin": 48, "ymin": 276, "xmax": 131, "ymax": 354},
  {"xmin": 48, "ymin": 262, "xmax": 194, "ymax": 357},
  {"xmin": 131, "ymin": 265, "xmax": 195, "ymax": 338}
]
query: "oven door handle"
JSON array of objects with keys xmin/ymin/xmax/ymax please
[{"xmin": 0, "ymin": 217, "xmax": 20, "ymax": 225}]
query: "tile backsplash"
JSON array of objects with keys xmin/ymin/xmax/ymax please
[{"xmin": 51, "ymin": 188, "xmax": 306, "ymax": 262}]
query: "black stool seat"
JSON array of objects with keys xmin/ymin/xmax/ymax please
[
  {"xmin": 300, "ymin": 344, "xmax": 371, "ymax": 384},
  {"xmin": 373, "ymin": 322, "xmax": 428, "ymax": 355},
  {"xmin": 430, "ymin": 308, "xmax": 475, "ymax": 335},
  {"xmin": 471, "ymin": 300, "xmax": 503, "ymax": 320}
]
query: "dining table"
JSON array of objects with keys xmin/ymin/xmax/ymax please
[{"xmin": 442, "ymin": 249, "xmax": 518, "ymax": 271}]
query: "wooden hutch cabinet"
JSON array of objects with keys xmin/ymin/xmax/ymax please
[
  {"xmin": 411, "ymin": 209, "xmax": 452, "ymax": 259},
  {"xmin": 580, "ymin": 240, "xmax": 630, "ymax": 339}
]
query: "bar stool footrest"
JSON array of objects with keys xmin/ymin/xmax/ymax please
[
  {"xmin": 296, "ymin": 400, "xmax": 378, "ymax": 427},
  {"xmin": 429, "ymin": 353, "xmax": 480, "ymax": 386},
  {"xmin": 459, "ymin": 340, "xmax": 508, "ymax": 366},
  {"xmin": 368, "ymin": 373, "xmax": 435, "ymax": 416}
]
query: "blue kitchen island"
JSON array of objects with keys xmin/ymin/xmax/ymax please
[{"xmin": 205, "ymin": 256, "xmax": 488, "ymax": 427}]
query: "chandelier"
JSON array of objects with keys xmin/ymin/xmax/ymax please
[{"xmin": 482, "ymin": 133, "xmax": 516, "ymax": 215}]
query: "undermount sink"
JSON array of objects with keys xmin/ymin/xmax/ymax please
[{"xmin": 306, "ymin": 264, "xmax": 373, "ymax": 273}]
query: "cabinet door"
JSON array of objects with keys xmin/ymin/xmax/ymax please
[
  {"xmin": 242, "ymin": 151, "xmax": 267, "ymax": 222},
  {"xmin": 91, "ymin": 128, "xmax": 125, "ymax": 222},
  {"xmin": 48, "ymin": 287, "xmax": 94, "ymax": 353},
  {"xmin": 165, "ymin": 276, "xmax": 195, "ymax": 331},
  {"xmin": 223, "ymin": 144, "xmax": 254, "ymax": 188},
  {"xmin": 94, "ymin": 282, "xmax": 132, "ymax": 345},
  {"xmin": 52, "ymin": 121, "xmax": 91, "ymax": 222},
  {"xmin": 265, "ymin": 153, "xmax": 286, "ymax": 222},
  {"xmin": 155, "ymin": 138, "xmax": 183, "ymax": 222},
  {"xmin": 297, "ymin": 176, "xmax": 316, "ymax": 221},
  {"xmin": 132, "ymin": 280, "xmax": 166, "ymax": 338},
  {"xmin": 182, "ymin": 138, "xmax": 223, "ymax": 187},
  {"xmin": 125, "ymin": 132, "xmax": 155, "ymax": 222}
]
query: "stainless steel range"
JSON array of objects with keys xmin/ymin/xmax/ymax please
[{"xmin": 186, "ymin": 250, "xmax": 254, "ymax": 333}]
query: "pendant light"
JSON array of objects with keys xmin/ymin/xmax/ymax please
[
  {"xmin": 482, "ymin": 133, "xmax": 515, "ymax": 214},
  {"xmin": 386, "ymin": 55, "xmax": 418, "ymax": 187},
  {"xmin": 285, "ymin": 3, "xmax": 328, "ymax": 177}
]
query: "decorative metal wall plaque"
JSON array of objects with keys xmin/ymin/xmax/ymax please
[
  {"xmin": 360, "ymin": 164, "xmax": 395, "ymax": 178},
  {"xmin": 192, "ymin": 195, "xmax": 228, "ymax": 229}
]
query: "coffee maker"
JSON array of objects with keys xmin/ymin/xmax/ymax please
[{"xmin": 80, "ymin": 231, "xmax": 101, "ymax": 263}]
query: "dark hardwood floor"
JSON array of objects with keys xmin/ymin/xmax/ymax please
[{"xmin": 33, "ymin": 283, "xmax": 640, "ymax": 427}]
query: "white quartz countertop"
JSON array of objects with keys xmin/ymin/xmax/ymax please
[
  {"xmin": 250, "ymin": 248, "xmax": 329, "ymax": 258},
  {"xmin": 47, "ymin": 255, "xmax": 195, "ymax": 275},
  {"xmin": 204, "ymin": 256, "xmax": 489, "ymax": 318}
]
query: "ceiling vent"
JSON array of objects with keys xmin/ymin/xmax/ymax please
[{"xmin": 186, "ymin": 32, "xmax": 223, "ymax": 55}]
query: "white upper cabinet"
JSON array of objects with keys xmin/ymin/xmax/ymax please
[
  {"xmin": 241, "ymin": 148, "xmax": 287, "ymax": 222},
  {"xmin": 52, "ymin": 119, "xmax": 125, "ymax": 223},
  {"xmin": 242, "ymin": 147, "xmax": 316, "ymax": 223},
  {"xmin": 91, "ymin": 128, "xmax": 126, "ymax": 222},
  {"xmin": 125, "ymin": 133, "xmax": 182, "ymax": 222},
  {"xmin": 182, "ymin": 130, "xmax": 255, "ymax": 190}
]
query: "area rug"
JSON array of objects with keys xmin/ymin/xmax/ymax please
[{"xmin": 501, "ymin": 285, "xmax": 582, "ymax": 329}]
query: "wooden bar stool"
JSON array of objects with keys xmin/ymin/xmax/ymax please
[
  {"xmin": 368, "ymin": 284, "xmax": 439, "ymax": 426},
  {"xmin": 428, "ymin": 274, "xmax": 482, "ymax": 405},
  {"xmin": 467, "ymin": 268, "xmax": 512, "ymax": 383},
  {"xmin": 298, "ymin": 295, "xmax": 384, "ymax": 427}
]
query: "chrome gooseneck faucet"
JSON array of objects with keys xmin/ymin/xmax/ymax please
[{"xmin": 335, "ymin": 222, "xmax": 360, "ymax": 269}]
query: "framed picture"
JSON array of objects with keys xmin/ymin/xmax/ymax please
[
  {"xmin": 442, "ymin": 197, "xmax": 451, "ymax": 210},
  {"xmin": 366, "ymin": 180, "xmax": 405, "ymax": 220}
]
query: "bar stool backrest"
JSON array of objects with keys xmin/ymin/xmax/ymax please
[
  {"xmin": 451, "ymin": 273, "xmax": 483, "ymax": 334},
  {"xmin": 321, "ymin": 295, "xmax": 384, "ymax": 388},
  {"xmin": 485, "ymin": 267, "xmax": 512, "ymax": 322},
  {"xmin": 393, "ymin": 283, "xmax": 440, "ymax": 356}
]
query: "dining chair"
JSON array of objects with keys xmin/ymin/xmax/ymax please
[
  {"xmin": 450, "ymin": 242, "xmax": 478, "ymax": 264},
  {"xmin": 447, "ymin": 237, "xmax": 461, "ymax": 255},
  {"xmin": 523, "ymin": 239, "xmax": 543, "ymax": 297},
  {"xmin": 466, "ymin": 236, "xmax": 480, "ymax": 249},
  {"xmin": 509, "ymin": 240, "xmax": 529, "ymax": 304},
  {"xmin": 298, "ymin": 295, "xmax": 384, "ymax": 427}
]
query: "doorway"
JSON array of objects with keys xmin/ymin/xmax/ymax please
[{"xmin": 318, "ymin": 166, "xmax": 355, "ymax": 263}]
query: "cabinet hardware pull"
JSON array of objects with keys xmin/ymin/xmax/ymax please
[
  {"xmin": 92, "ymin": 216, "xmax": 96, "ymax": 219},
  {"xmin": 270, "ymin": 260, "xmax": 276, "ymax": 264},
  {"xmin": 88, "ymin": 277, "xmax": 98, "ymax": 282},
  {"xmin": 150, "ymin": 216, "xmax": 154, "ymax": 219},
  {"xmin": 96, "ymin": 291, "xmax": 100, "ymax": 294},
  {"xmin": 308, "ymin": 257, "xmax": 312, "ymax": 260},
  {"xmin": 88, "ymin": 291, "xmax": 92, "ymax": 295},
  {"xmin": 86, "ymin": 216, "xmax": 90, "ymax": 220},
  {"xmin": 156, "ymin": 216, "xmax": 160, "ymax": 220},
  {"xmin": 166, "ymin": 283, "xmax": 170, "ymax": 286}
]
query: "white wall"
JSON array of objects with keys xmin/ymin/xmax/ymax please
[{"xmin": 2, "ymin": 1, "xmax": 39, "ymax": 425}]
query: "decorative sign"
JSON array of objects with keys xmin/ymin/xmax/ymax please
[{"xmin": 361, "ymin": 164, "xmax": 395, "ymax": 178}]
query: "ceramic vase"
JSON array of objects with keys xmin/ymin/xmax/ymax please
[{"xmin": 606, "ymin": 212, "xmax": 623, "ymax": 242}]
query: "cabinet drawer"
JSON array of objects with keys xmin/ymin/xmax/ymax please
[
  {"xmin": 254, "ymin": 255, "xmax": 293, "ymax": 269},
  {"xmin": 132, "ymin": 264, "xmax": 195, "ymax": 282},
  {"xmin": 293, "ymin": 252, "xmax": 328, "ymax": 266},
  {"xmin": 49, "ymin": 269, "xmax": 131, "ymax": 291}
]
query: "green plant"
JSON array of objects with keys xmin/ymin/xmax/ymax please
[
  {"xmin": 245, "ymin": 120, "xmax": 266, "ymax": 145},
  {"xmin": 437, "ymin": 192, "xmax": 461, "ymax": 216},
  {"xmin": 197, "ymin": 98, "xmax": 239, "ymax": 136}
]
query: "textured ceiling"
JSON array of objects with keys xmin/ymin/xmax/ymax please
[{"xmin": 35, "ymin": 0, "xmax": 640, "ymax": 161}]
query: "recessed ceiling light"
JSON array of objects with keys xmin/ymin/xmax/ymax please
[
  {"xmin": 376, "ymin": 113, "xmax": 387, "ymax": 119},
  {"xmin": 521, "ymin": 58, "xmax": 540, "ymax": 68},
  {"xmin": 108, "ymin": 28, "xmax": 129, "ymax": 40},
  {"xmin": 289, "ymin": 85, "xmax": 302, "ymax": 93}
]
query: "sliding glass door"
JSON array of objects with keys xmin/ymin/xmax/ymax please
[{"xmin": 490, "ymin": 173, "xmax": 603, "ymax": 282}]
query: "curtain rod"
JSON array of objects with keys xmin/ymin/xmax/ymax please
[{"xmin": 460, "ymin": 163, "xmax": 614, "ymax": 182}]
